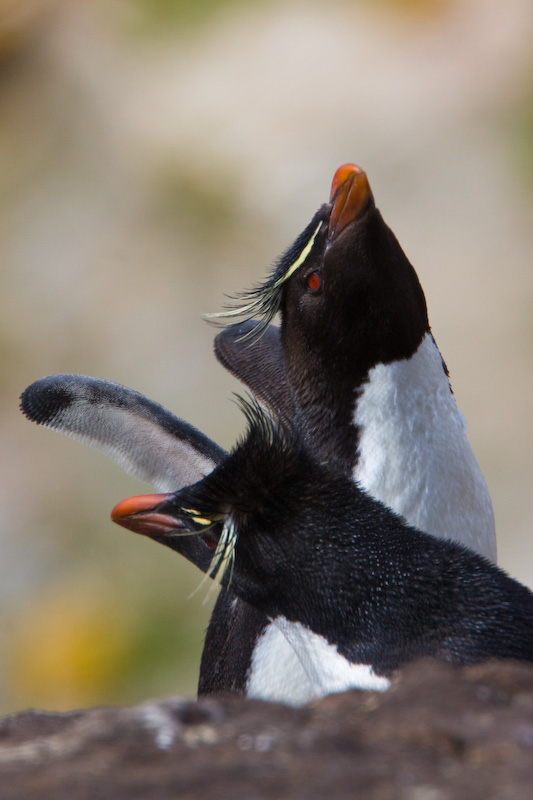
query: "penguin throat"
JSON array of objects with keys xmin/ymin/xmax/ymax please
[{"xmin": 290, "ymin": 375, "xmax": 361, "ymax": 474}]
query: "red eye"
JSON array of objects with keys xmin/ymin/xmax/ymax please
[
  {"xmin": 203, "ymin": 531, "xmax": 217, "ymax": 550},
  {"xmin": 306, "ymin": 271, "xmax": 322, "ymax": 293}
]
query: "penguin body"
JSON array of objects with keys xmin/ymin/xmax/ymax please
[{"xmin": 111, "ymin": 401, "xmax": 533, "ymax": 700}]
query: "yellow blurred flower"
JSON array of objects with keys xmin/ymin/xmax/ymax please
[{"xmin": 6, "ymin": 582, "xmax": 133, "ymax": 712}]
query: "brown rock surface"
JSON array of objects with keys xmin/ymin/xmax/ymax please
[{"xmin": 1, "ymin": 660, "xmax": 532, "ymax": 799}]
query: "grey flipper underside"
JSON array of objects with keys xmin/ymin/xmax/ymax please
[
  {"xmin": 20, "ymin": 374, "xmax": 226, "ymax": 492},
  {"xmin": 214, "ymin": 321, "xmax": 295, "ymax": 420}
]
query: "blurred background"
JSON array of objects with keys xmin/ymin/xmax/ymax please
[{"xmin": 0, "ymin": 0, "xmax": 532, "ymax": 715}]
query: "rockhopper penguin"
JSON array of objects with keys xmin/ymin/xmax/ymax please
[
  {"xmin": 110, "ymin": 398, "xmax": 532, "ymax": 700},
  {"xmin": 20, "ymin": 163, "xmax": 496, "ymax": 705},
  {"xmin": 214, "ymin": 164, "xmax": 495, "ymax": 554}
]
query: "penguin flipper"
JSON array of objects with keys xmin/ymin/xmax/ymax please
[
  {"xmin": 214, "ymin": 321, "xmax": 295, "ymax": 420},
  {"xmin": 198, "ymin": 589, "xmax": 268, "ymax": 696},
  {"xmin": 20, "ymin": 374, "xmax": 225, "ymax": 492}
]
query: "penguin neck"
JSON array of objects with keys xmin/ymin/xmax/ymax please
[
  {"xmin": 280, "ymin": 324, "xmax": 428, "ymax": 475},
  {"xmin": 289, "ymin": 371, "xmax": 361, "ymax": 474},
  {"xmin": 279, "ymin": 272, "xmax": 430, "ymax": 476}
]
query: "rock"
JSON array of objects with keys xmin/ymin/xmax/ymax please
[{"xmin": 0, "ymin": 660, "xmax": 532, "ymax": 799}]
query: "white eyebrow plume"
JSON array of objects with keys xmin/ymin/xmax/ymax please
[{"xmin": 206, "ymin": 221, "xmax": 322, "ymax": 342}]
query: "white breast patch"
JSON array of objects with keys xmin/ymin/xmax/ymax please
[
  {"xmin": 353, "ymin": 333, "xmax": 496, "ymax": 562},
  {"xmin": 246, "ymin": 618, "xmax": 389, "ymax": 706},
  {"xmin": 273, "ymin": 617, "xmax": 390, "ymax": 698},
  {"xmin": 246, "ymin": 623, "xmax": 317, "ymax": 706}
]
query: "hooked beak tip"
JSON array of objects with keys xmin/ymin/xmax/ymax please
[{"xmin": 328, "ymin": 163, "xmax": 372, "ymax": 241}]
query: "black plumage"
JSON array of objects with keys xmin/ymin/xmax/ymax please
[{"xmin": 114, "ymin": 400, "xmax": 533, "ymax": 680}]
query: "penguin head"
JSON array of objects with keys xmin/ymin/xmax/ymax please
[
  {"xmin": 214, "ymin": 164, "xmax": 430, "ymax": 469},
  {"xmin": 215, "ymin": 165, "xmax": 428, "ymax": 373},
  {"xmin": 281, "ymin": 165, "xmax": 429, "ymax": 384},
  {"xmin": 110, "ymin": 397, "xmax": 355, "ymax": 616}
]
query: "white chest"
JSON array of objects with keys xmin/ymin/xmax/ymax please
[
  {"xmin": 245, "ymin": 618, "xmax": 389, "ymax": 705},
  {"xmin": 245, "ymin": 623, "xmax": 316, "ymax": 706},
  {"xmin": 353, "ymin": 334, "xmax": 496, "ymax": 562}
]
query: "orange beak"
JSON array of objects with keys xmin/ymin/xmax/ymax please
[
  {"xmin": 111, "ymin": 493, "xmax": 178, "ymax": 538},
  {"xmin": 328, "ymin": 163, "xmax": 372, "ymax": 241}
]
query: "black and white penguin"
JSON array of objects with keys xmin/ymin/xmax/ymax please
[
  {"xmin": 200, "ymin": 163, "xmax": 496, "ymax": 701},
  {"xmin": 110, "ymin": 398, "xmax": 533, "ymax": 700},
  {"xmin": 214, "ymin": 164, "xmax": 495, "ymax": 554}
]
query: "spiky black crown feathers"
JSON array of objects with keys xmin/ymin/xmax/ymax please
[{"xmin": 177, "ymin": 395, "xmax": 317, "ymax": 527}]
